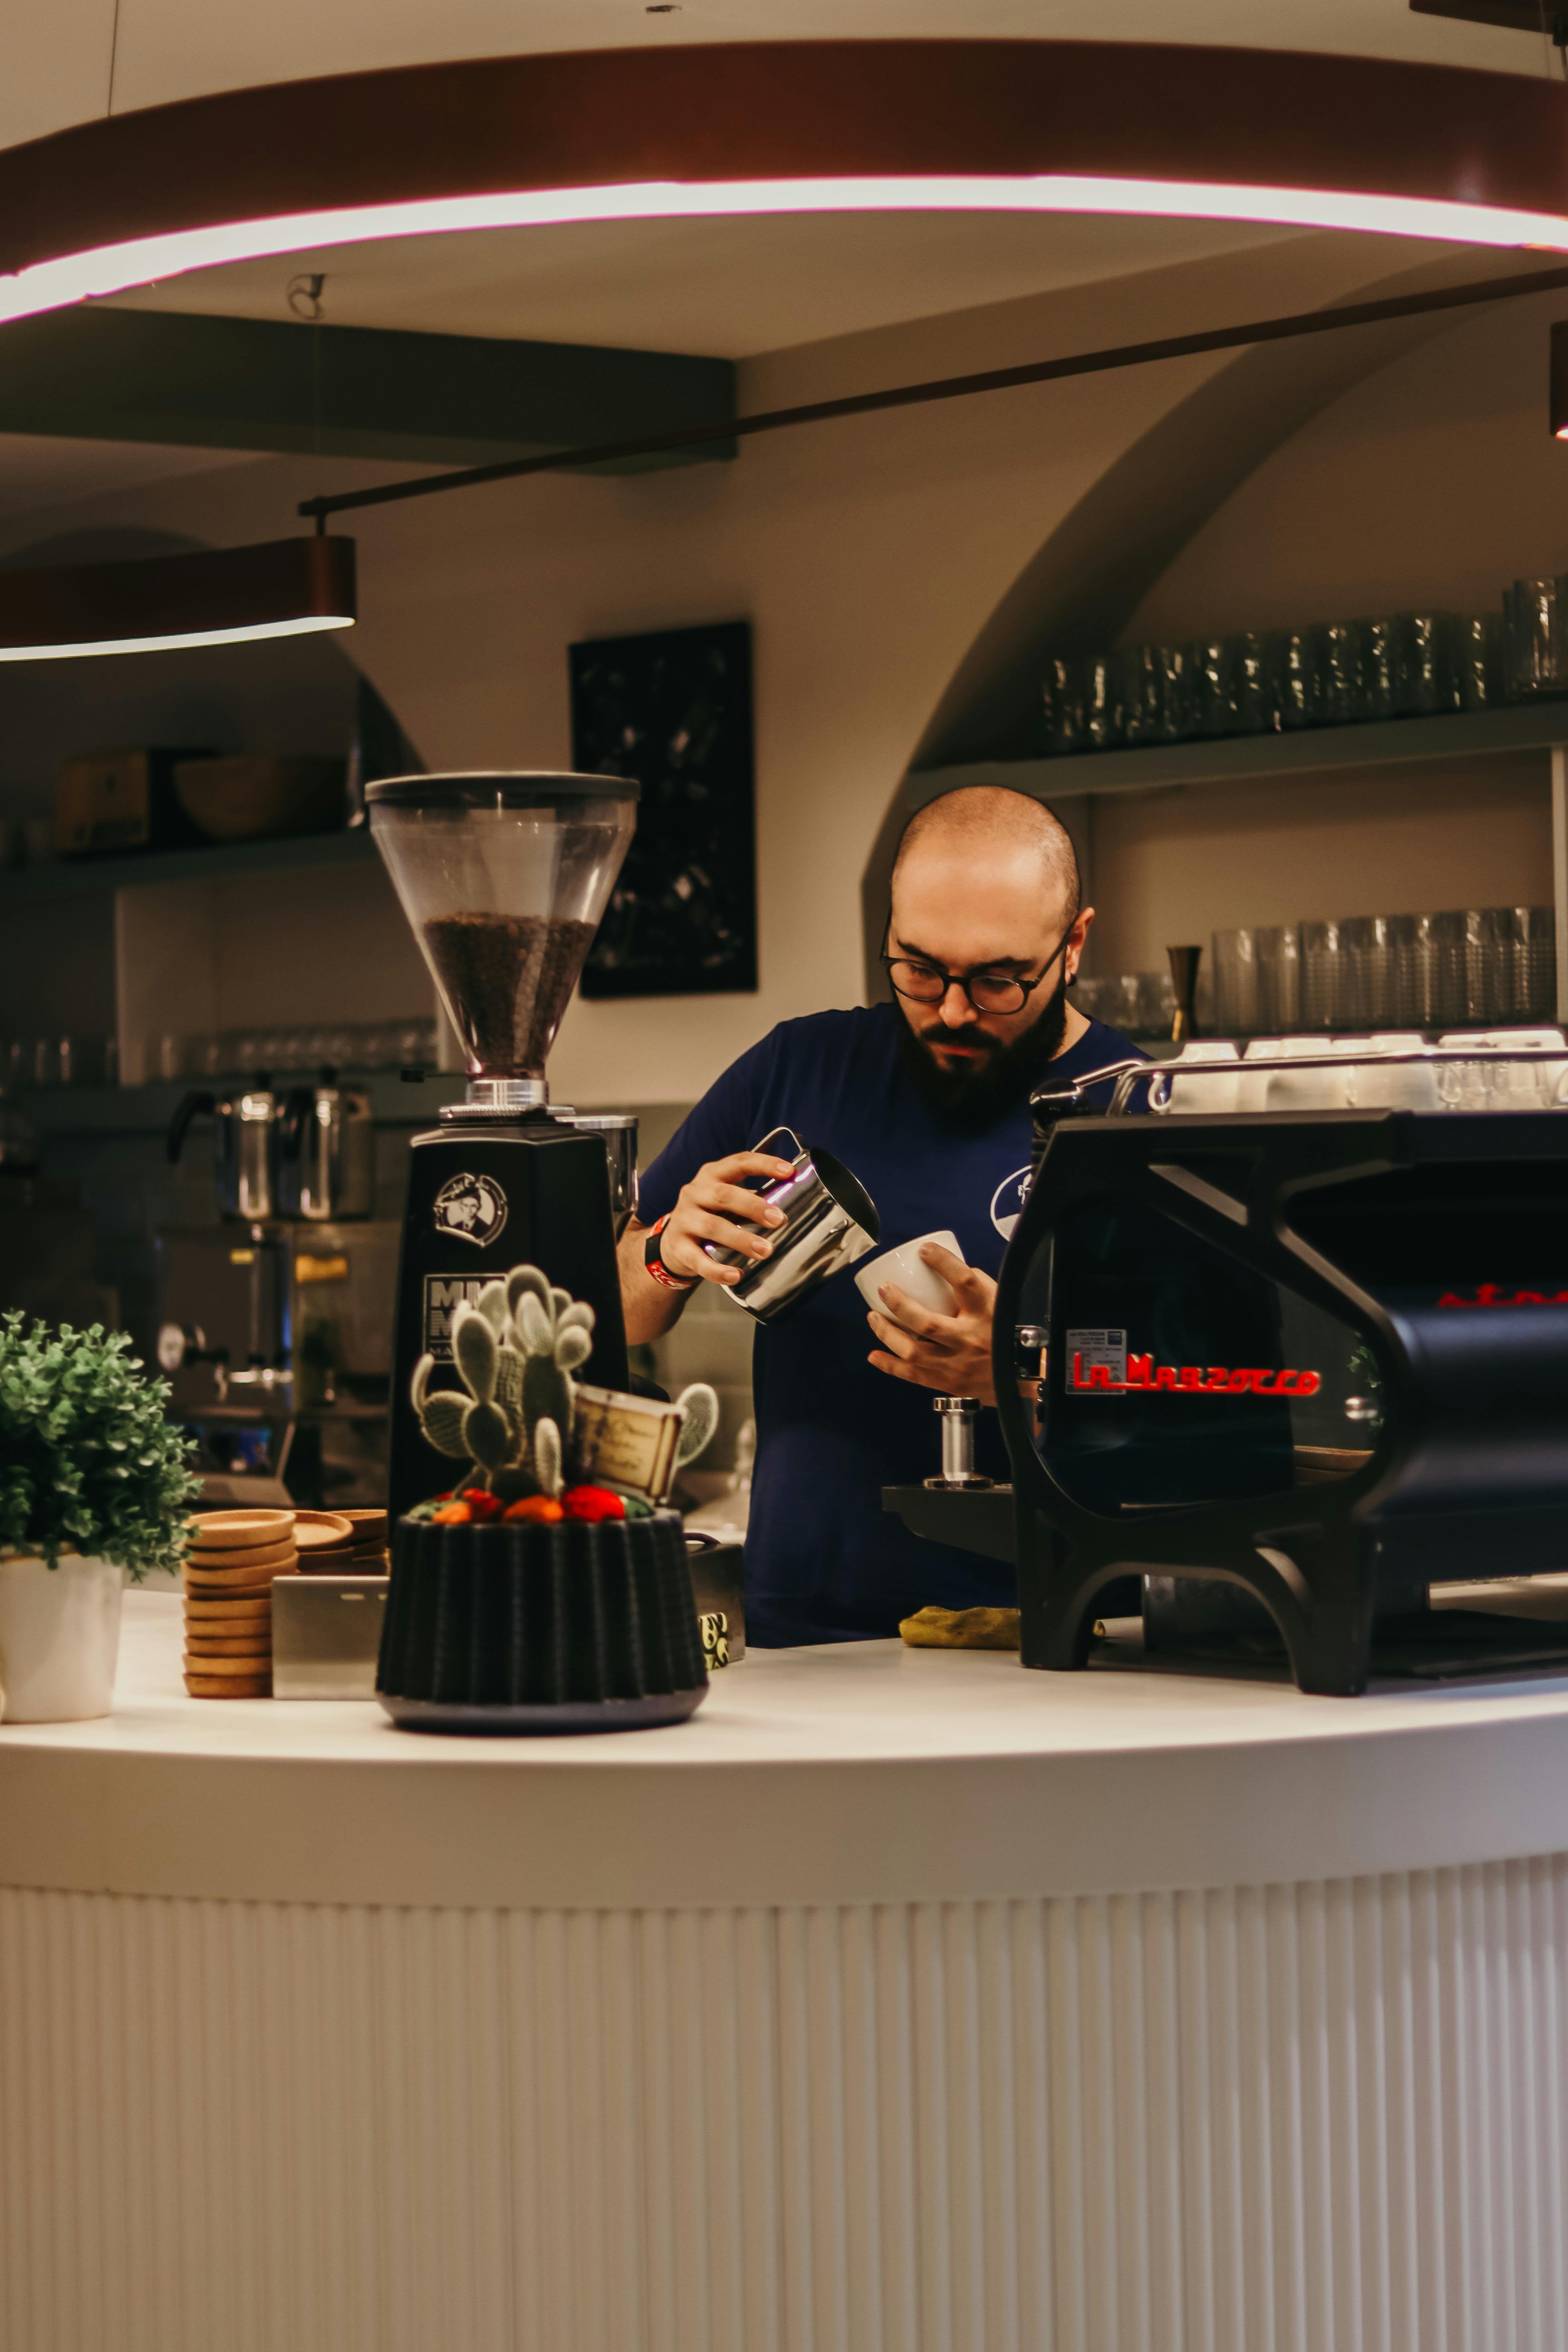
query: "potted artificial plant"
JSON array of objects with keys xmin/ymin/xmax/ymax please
[
  {"xmin": 0, "ymin": 1312, "xmax": 195, "ymax": 1721},
  {"xmin": 380, "ymin": 1266, "xmax": 717, "ymax": 1731}
]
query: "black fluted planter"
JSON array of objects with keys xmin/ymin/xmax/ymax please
[{"xmin": 377, "ymin": 1510, "xmax": 709, "ymax": 1733}]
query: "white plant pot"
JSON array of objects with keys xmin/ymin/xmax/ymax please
[{"xmin": 0, "ymin": 1553, "xmax": 124, "ymax": 1723}]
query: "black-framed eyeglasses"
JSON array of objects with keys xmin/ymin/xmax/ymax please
[{"xmin": 880, "ymin": 924, "xmax": 1071, "ymax": 1017}]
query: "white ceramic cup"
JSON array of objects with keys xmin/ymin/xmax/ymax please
[{"xmin": 854, "ymin": 1229, "xmax": 964, "ymax": 1326}]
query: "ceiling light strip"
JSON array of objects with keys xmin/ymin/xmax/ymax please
[
  {"xmin": 9, "ymin": 173, "xmax": 1568, "ymax": 331},
  {"xmin": 299, "ymin": 257, "xmax": 1568, "ymax": 526}
]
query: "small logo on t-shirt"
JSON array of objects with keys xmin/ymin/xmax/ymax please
[{"xmin": 991, "ymin": 1165, "xmax": 1033, "ymax": 1240}]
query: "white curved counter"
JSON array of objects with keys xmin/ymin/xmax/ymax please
[{"xmin": 5, "ymin": 1592, "xmax": 1568, "ymax": 2351}]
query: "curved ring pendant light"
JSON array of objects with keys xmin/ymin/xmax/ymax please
[
  {"xmin": 1, "ymin": 38, "xmax": 1568, "ymax": 326},
  {"xmin": 4, "ymin": 39, "xmax": 1566, "ymax": 659}
]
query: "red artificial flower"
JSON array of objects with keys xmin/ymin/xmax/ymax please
[
  {"xmin": 560, "ymin": 1484, "xmax": 627, "ymax": 1523},
  {"xmin": 460, "ymin": 1487, "xmax": 502, "ymax": 1521}
]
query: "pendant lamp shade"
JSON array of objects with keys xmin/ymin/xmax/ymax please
[
  {"xmin": 0, "ymin": 536, "xmax": 355, "ymax": 660},
  {"xmin": 1552, "ymin": 319, "xmax": 1568, "ymax": 440},
  {"xmin": 4, "ymin": 44, "xmax": 1568, "ymax": 339}
]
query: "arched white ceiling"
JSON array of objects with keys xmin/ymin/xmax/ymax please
[{"xmin": 0, "ymin": 0, "xmax": 1548, "ymax": 154}]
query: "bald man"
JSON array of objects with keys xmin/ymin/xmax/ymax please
[{"xmin": 619, "ymin": 786, "xmax": 1141, "ymax": 1646}]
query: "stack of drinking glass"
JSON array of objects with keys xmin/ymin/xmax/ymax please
[
  {"xmin": 1040, "ymin": 575, "xmax": 1568, "ymax": 756},
  {"xmin": 1212, "ymin": 909, "xmax": 1556, "ymax": 1035}
]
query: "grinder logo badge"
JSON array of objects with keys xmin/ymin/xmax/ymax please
[{"xmin": 432, "ymin": 1172, "xmax": 508, "ymax": 1248}]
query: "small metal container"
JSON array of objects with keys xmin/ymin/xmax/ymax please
[
  {"xmin": 706, "ymin": 1125, "xmax": 879, "ymax": 1322},
  {"xmin": 167, "ymin": 1084, "xmax": 284, "ymax": 1221},
  {"xmin": 271, "ymin": 1573, "xmax": 388, "ymax": 1699},
  {"xmin": 279, "ymin": 1078, "xmax": 374, "ymax": 1221},
  {"xmin": 686, "ymin": 1531, "xmax": 745, "ymax": 1662}
]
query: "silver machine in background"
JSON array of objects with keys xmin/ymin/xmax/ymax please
[
  {"xmin": 158, "ymin": 1078, "xmax": 382, "ymax": 1503},
  {"xmin": 154, "ymin": 1221, "xmax": 401, "ymax": 1506}
]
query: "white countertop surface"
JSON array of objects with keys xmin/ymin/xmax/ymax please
[{"xmin": 4, "ymin": 1591, "xmax": 1568, "ymax": 1908}]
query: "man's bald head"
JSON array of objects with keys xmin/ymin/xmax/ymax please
[{"xmin": 891, "ymin": 787, "xmax": 1080, "ymax": 928}]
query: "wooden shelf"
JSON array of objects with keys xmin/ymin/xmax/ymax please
[
  {"xmin": 0, "ymin": 827, "xmax": 379, "ymax": 905},
  {"xmin": 910, "ymin": 701, "xmax": 1568, "ymax": 804}
]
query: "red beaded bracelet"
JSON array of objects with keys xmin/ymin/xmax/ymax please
[{"xmin": 643, "ymin": 1212, "xmax": 698, "ymax": 1291}]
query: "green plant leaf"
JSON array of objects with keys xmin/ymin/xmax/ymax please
[
  {"xmin": 516, "ymin": 1293, "xmax": 552, "ymax": 1357},
  {"xmin": 506, "ymin": 1265, "xmax": 552, "ymax": 1319},
  {"xmin": 463, "ymin": 1399, "xmax": 512, "ymax": 1472},
  {"xmin": 0, "ymin": 1311, "xmax": 198, "ymax": 1572},
  {"xmin": 418, "ymin": 1391, "xmax": 471, "ymax": 1457},
  {"xmin": 674, "ymin": 1383, "xmax": 720, "ymax": 1467},
  {"xmin": 452, "ymin": 1306, "xmax": 498, "ymax": 1402}
]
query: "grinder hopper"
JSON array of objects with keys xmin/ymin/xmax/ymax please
[
  {"xmin": 365, "ymin": 773, "xmax": 640, "ymax": 1515},
  {"xmin": 366, "ymin": 772, "xmax": 637, "ymax": 1107}
]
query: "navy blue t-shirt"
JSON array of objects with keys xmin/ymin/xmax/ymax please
[{"xmin": 639, "ymin": 1004, "xmax": 1139, "ymax": 1646}]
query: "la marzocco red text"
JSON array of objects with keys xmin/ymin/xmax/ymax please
[{"xmin": 1070, "ymin": 1354, "xmax": 1323, "ymax": 1397}]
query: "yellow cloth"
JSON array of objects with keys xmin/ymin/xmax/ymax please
[{"xmin": 899, "ymin": 1605, "xmax": 1021, "ymax": 1651}]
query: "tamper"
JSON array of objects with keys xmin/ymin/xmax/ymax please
[{"xmin": 925, "ymin": 1395, "xmax": 995, "ymax": 1491}]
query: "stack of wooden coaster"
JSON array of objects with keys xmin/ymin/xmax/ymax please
[
  {"xmin": 183, "ymin": 1509, "xmax": 298, "ymax": 1698},
  {"xmin": 291, "ymin": 1509, "xmax": 355, "ymax": 1571},
  {"xmin": 341, "ymin": 1508, "xmax": 390, "ymax": 1572}
]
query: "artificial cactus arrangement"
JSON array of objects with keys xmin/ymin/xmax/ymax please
[{"xmin": 409, "ymin": 1261, "xmax": 718, "ymax": 1518}]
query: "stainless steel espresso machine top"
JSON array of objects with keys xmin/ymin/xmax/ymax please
[{"xmin": 365, "ymin": 771, "xmax": 640, "ymax": 1515}]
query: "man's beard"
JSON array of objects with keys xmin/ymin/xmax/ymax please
[{"xmin": 895, "ymin": 982, "xmax": 1070, "ymax": 1129}]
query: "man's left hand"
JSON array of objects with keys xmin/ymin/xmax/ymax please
[{"xmin": 866, "ymin": 1243, "xmax": 997, "ymax": 1407}]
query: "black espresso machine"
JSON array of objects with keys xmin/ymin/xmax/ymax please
[
  {"xmin": 366, "ymin": 773, "xmax": 636, "ymax": 1517},
  {"xmin": 892, "ymin": 1033, "xmax": 1568, "ymax": 1695}
]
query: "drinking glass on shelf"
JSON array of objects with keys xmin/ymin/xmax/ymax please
[
  {"xmin": 1228, "ymin": 632, "xmax": 1271, "ymax": 736},
  {"xmin": 401, "ymin": 1018, "xmax": 437, "ymax": 1068},
  {"xmin": 1267, "ymin": 633, "xmax": 1315, "ymax": 731},
  {"xmin": 1503, "ymin": 578, "xmax": 1568, "ymax": 699},
  {"xmin": 1072, "ymin": 976, "xmax": 1105, "ymax": 1021},
  {"xmin": 1195, "ymin": 639, "xmax": 1236, "ymax": 738},
  {"xmin": 1212, "ymin": 928, "xmax": 1258, "ymax": 1035},
  {"xmin": 1118, "ymin": 646, "xmax": 1163, "ymax": 746},
  {"xmin": 1097, "ymin": 976, "xmax": 1141, "ymax": 1034},
  {"xmin": 1486, "ymin": 906, "xmax": 1558, "ymax": 1023},
  {"xmin": 1393, "ymin": 615, "xmax": 1449, "ymax": 716},
  {"xmin": 1135, "ymin": 971, "xmax": 1177, "ymax": 1037},
  {"xmin": 1299, "ymin": 919, "xmax": 1344, "ymax": 1030},
  {"xmin": 1254, "ymin": 924, "xmax": 1302, "ymax": 1032},
  {"xmin": 1084, "ymin": 656, "xmax": 1124, "ymax": 752},
  {"xmin": 1042, "ymin": 656, "xmax": 1090, "ymax": 756},
  {"xmin": 1339, "ymin": 915, "xmax": 1394, "ymax": 1029},
  {"xmin": 57, "ymin": 1035, "xmax": 112, "ymax": 1088},
  {"xmin": 1319, "ymin": 624, "xmax": 1362, "ymax": 725},
  {"xmin": 1431, "ymin": 909, "xmax": 1489, "ymax": 1028},
  {"xmin": 1451, "ymin": 613, "xmax": 1503, "ymax": 711},
  {"xmin": 1360, "ymin": 620, "xmax": 1397, "ymax": 724},
  {"xmin": 1157, "ymin": 644, "xmax": 1200, "ymax": 741},
  {"xmin": 1391, "ymin": 912, "xmax": 1441, "ymax": 1029}
]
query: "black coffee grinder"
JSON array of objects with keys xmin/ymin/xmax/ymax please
[{"xmin": 366, "ymin": 772, "xmax": 637, "ymax": 1515}]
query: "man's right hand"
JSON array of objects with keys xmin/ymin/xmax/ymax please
[{"xmin": 653, "ymin": 1149, "xmax": 797, "ymax": 1286}]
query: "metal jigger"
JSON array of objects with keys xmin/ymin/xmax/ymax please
[{"xmin": 1167, "ymin": 944, "xmax": 1202, "ymax": 1044}]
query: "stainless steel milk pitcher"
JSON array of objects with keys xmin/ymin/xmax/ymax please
[
  {"xmin": 167, "ymin": 1084, "xmax": 283, "ymax": 1222},
  {"xmin": 706, "ymin": 1126, "xmax": 879, "ymax": 1321}
]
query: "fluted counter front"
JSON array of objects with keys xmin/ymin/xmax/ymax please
[{"xmin": 6, "ymin": 1590, "xmax": 1568, "ymax": 2352}]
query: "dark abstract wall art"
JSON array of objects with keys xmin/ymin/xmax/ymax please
[{"xmin": 571, "ymin": 619, "xmax": 757, "ymax": 999}]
